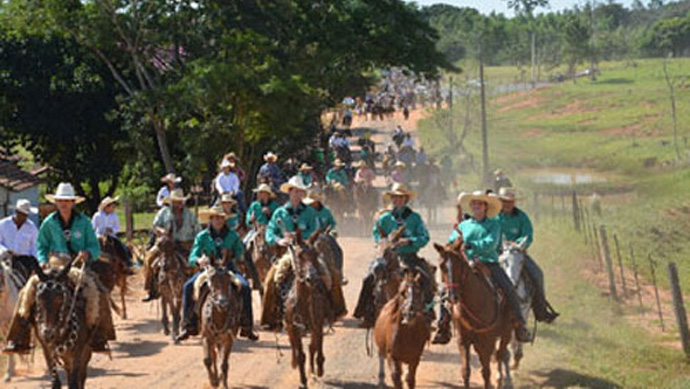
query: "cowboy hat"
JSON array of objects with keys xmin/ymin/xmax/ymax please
[
  {"xmin": 252, "ymin": 183, "xmax": 276, "ymax": 197},
  {"xmin": 298, "ymin": 163, "xmax": 313, "ymax": 172},
  {"xmin": 160, "ymin": 173, "xmax": 183, "ymax": 184},
  {"xmin": 10, "ymin": 199, "xmax": 38, "ymax": 215},
  {"xmin": 280, "ymin": 176, "xmax": 309, "ymax": 194},
  {"xmin": 351, "ymin": 160, "xmax": 364, "ymax": 168},
  {"xmin": 264, "ymin": 152, "xmax": 278, "ymax": 162},
  {"xmin": 303, "ymin": 189, "xmax": 325, "ymax": 205},
  {"xmin": 219, "ymin": 193, "xmax": 237, "ymax": 204},
  {"xmin": 199, "ymin": 205, "xmax": 234, "ymax": 224},
  {"xmin": 162, "ymin": 189, "xmax": 190, "ymax": 205},
  {"xmin": 219, "ymin": 159, "xmax": 234, "ymax": 170},
  {"xmin": 98, "ymin": 196, "xmax": 120, "ymax": 211},
  {"xmin": 493, "ymin": 169, "xmax": 504, "ymax": 176},
  {"xmin": 383, "ymin": 183, "xmax": 416, "ymax": 200},
  {"xmin": 498, "ymin": 187, "xmax": 520, "ymax": 202},
  {"xmin": 45, "ymin": 183, "xmax": 86, "ymax": 204},
  {"xmin": 394, "ymin": 161, "xmax": 406, "ymax": 168},
  {"xmin": 460, "ymin": 190, "xmax": 502, "ymax": 218},
  {"xmin": 456, "ymin": 191, "xmax": 467, "ymax": 206},
  {"xmin": 333, "ymin": 159, "xmax": 345, "ymax": 167},
  {"xmin": 225, "ymin": 152, "xmax": 238, "ymax": 160}
]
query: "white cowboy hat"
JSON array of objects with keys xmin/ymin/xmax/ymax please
[
  {"xmin": 264, "ymin": 152, "xmax": 278, "ymax": 162},
  {"xmin": 298, "ymin": 163, "xmax": 313, "ymax": 172},
  {"xmin": 45, "ymin": 183, "xmax": 86, "ymax": 204},
  {"xmin": 498, "ymin": 187, "xmax": 520, "ymax": 202},
  {"xmin": 162, "ymin": 188, "xmax": 190, "ymax": 205},
  {"xmin": 160, "ymin": 173, "xmax": 183, "ymax": 184},
  {"xmin": 225, "ymin": 152, "xmax": 238, "ymax": 161},
  {"xmin": 280, "ymin": 176, "xmax": 309, "ymax": 194},
  {"xmin": 10, "ymin": 199, "xmax": 38, "ymax": 215},
  {"xmin": 303, "ymin": 189, "xmax": 325, "ymax": 205},
  {"xmin": 219, "ymin": 193, "xmax": 237, "ymax": 204},
  {"xmin": 98, "ymin": 196, "xmax": 120, "ymax": 211},
  {"xmin": 383, "ymin": 183, "xmax": 416, "ymax": 200},
  {"xmin": 252, "ymin": 183, "xmax": 276, "ymax": 197},
  {"xmin": 460, "ymin": 190, "xmax": 502, "ymax": 218},
  {"xmin": 199, "ymin": 205, "xmax": 234, "ymax": 224},
  {"xmin": 219, "ymin": 159, "xmax": 233, "ymax": 170}
]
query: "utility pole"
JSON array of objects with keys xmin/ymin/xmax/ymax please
[
  {"xmin": 479, "ymin": 45, "xmax": 489, "ymax": 186},
  {"xmin": 531, "ymin": 32, "xmax": 536, "ymax": 88},
  {"xmin": 448, "ymin": 76, "xmax": 453, "ymax": 137}
]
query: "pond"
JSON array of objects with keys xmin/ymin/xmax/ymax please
[{"xmin": 520, "ymin": 168, "xmax": 612, "ymax": 186}]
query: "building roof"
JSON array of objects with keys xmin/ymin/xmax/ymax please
[{"xmin": 0, "ymin": 159, "xmax": 42, "ymax": 191}]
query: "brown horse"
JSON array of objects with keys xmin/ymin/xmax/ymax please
[
  {"xmin": 354, "ymin": 183, "xmax": 378, "ymax": 236},
  {"xmin": 98, "ymin": 235, "xmax": 130, "ymax": 319},
  {"xmin": 34, "ymin": 262, "xmax": 93, "ymax": 389},
  {"xmin": 371, "ymin": 225, "xmax": 406, "ymax": 324},
  {"xmin": 434, "ymin": 242, "xmax": 514, "ymax": 389},
  {"xmin": 284, "ymin": 231, "xmax": 332, "ymax": 389},
  {"xmin": 0, "ymin": 253, "xmax": 30, "ymax": 382},
  {"xmin": 249, "ymin": 223, "xmax": 272, "ymax": 293},
  {"xmin": 375, "ymin": 271, "xmax": 430, "ymax": 389},
  {"xmin": 150, "ymin": 229, "xmax": 189, "ymax": 342},
  {"xmin": 200, "ymin": 263, "xmax": 242, "ymax": 389}
]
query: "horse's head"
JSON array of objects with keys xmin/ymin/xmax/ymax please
[
  {"xmin": 373, "ymin": 224, "xmax": 406, "ymax": 279},
  {"xmin": 289, "ymin": 229, "xmax": 321, "ymax": 285},
  {"xmin": 34, "ymin": 262, "xmax": 73, "ymax": 343},
  {"xmin": 205, "ymin": 265, "xmax": 232, "ymax": 307},
  {"xmin": 433, "ymin": 241, "xmax": 468, "ymax": 300},
  {"xmin": 499, "ymin": 239, "xmax": 528, "ymax": 285},
  {"xmin": 400, "ymin": 271, "xmax": 424, "ymax": 323},
  {"xmin": 153, "ymin": 228, "xmax": 177, "ymax": 271}
]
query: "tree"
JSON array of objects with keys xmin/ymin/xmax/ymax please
[
  {"xmin": 562, "ymin": 13, "xmax": 593, "ymax": 77},
  {"xmin": 642, "ymin": 16, "xmax": 690, "ymax": 57}
]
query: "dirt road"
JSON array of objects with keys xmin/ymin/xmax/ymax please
[{"xmin": 5, "ymin": 109, "xmax": 501, "ymax": 388}]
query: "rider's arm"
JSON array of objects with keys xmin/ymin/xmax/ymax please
[
  {"xmin": 407, "ymin": 214, "xmax": 430, "ymax": 251},
  {"xmin": 516, "ymin": 212, "xmax": 534, "ymax": 249},
  {"xmin": 232, "ymin": 235, "xmax": 244, "ymax": 262},
  {"xmin": 214, "ymin": 173, "xmax": 226, "ymax": 194},
  {"xmin": 81, "ymin": 216, "xmax": 101, "ymax": 261},
  {"xmin": 0, "ymin": 219, "xmax": 11, "ymax": 254},
  {"xmin": 188, "ymin": 233, "xmax": 204, "ymax": 267},
  {"xmin": 156, "ymin": 187, "xmax": 167, "ymax": 207},
  {"xmin": 111, "ymin": 212, "xmax": 121, "ymax": 235},
  {"xmin": 245, "ymin": 202, "xmax": 257, "ymax": 226},
  {"xmin": 36, "ymin": 219, "xmax": 53, "ymax": 264},
  {"xmin": 265, "ymin": 211, "xmax": 283, "ymax": 247}
]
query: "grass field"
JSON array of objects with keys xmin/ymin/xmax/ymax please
[{"xmin": 420, "ymin": 58, "xmax": 690, "ymax": 386}]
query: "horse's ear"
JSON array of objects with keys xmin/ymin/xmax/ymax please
[
  {"xmin": 517, "ymin": 238, "xmax": 528, "ymax": 251},
  {"xmin": 57, "ymin": 261, "xmax": 72, "ymax": 280},
  {"xmin": 307, "ymin": 228, "xmax": 321, "ymax": 246},
  {"xmin": 450, "ymin": 238, "xmax": 463, "ymax": 252},
  {"xmin": 295, "ymin": 228, "xmax": 303, "ymax": 245},
  {"xmin": 376, "ymin": 224, "xmax": 387, "ymax": 240},
  {"xmin": 391, "ymin": 224, "xmax": 406, "ymax": 242},
  {"xmin": 433, "ymin": 242, "xmax": 446, "ymax": 254},
  {"xmin": 502, "ymin": 234, "xmax": 508, "ymax": 252},
  {"xmin": 36, "ymin": 264, "xmax": 48, "ymax": 282}
]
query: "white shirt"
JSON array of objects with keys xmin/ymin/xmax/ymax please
[
  {"xmin": 91, "ymin": 210, "xmax": 120, "ymax": 237},
  {"xmin": 215, "ymin": 171, "xmax": 240, "ymax": 195},
  {"xmin": 0, "ymin": 215, "xmax": 38, "ymax": 257},
  {"xmin": 156, "ymin": 186, "xmax": 171, "ymax": 207}
]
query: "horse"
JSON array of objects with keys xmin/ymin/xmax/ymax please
[
  {"xmin": 98, "ymin": 235, "xmax": 130, "ymax": 319},
  {"xmin": 434, "ymin": 242, "xmax": 514, "ymax": 389},
  {"xmin": 499, "ymin": 240, "xmax": 532, "ymax": 370},
  {"xmin": 150, "ymin": 229, "xmax": 189, "ymax": 342},
  {"xmin": 375, "ymin": 270, "xmax": 430, "ymax": 389},
  {"xmin": 284, "ymin": 230, "xmax": 332, "ymax": 389},
  {"xmin": 200, "ymin": 262, "xmax": 243, "ymax": 389},
  {"xmin": 324, "ymin": 183, "xmax": 349, "ymax": 220},
  {"xmin": 353, "ymin": 183, "xmax": 378, "ymax": 236},
  {"xmin": 0, "ymin": 253, "xmax": 29, "ymax": 382},
  {"xmin": 33, "ymin": 261, "xmax": 93, "ymax": 389},
  {"xmin": 248, "ymin": 223, "xmax": 272, "ymax": 293}
]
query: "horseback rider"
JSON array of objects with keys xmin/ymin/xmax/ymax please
[
  {"xmin": 3, "ymin": 183, "xmax": 113, "ymax": 354},
  {"xmin": 92, "ymin": 196, "xmax": 134, "ymax": 272},
  {"xmin": 449, "ymin": 190, "xmax": 532, "ymax": 342},
  {"xmin": 325, "ymin": 159, "xmax": 349, "ymax": 188},
  {"xmin": 260, "ymin": 176, "xmax": 346, "ymax": 329},
  {"xmin": 296, "ymin": 163, "xmax": 315, "ymax": 187},
  {"xmin": 219, "ymin": 194, "xmax": 241, "ymax": 230},
  {"xmin": 497, "ymin": 187, "xmax": 559, "ymax": 323},
  {"xmin": 143, "ymin": 188, "xmax": 201, "ymax": 302},
  {"xmin": 388, "ymin": 161, "xmax": 407, "ymax": 186},
  {"xmin": 175, "ymin": 206, "xmax": 259, "ymax": 342},
  {"xmin": 493, "ymin": 169, "xmax": 512, "ymax": 192},
  {"xmin": 354, "ymin": 184, "xmax": 438, "ymax": 332},
  {"xmin": 353, "ymin": 160, "xmax": 376, "ymax": 187},
  {"xmin": 304, "ymin": 189, "xmax": 345, "ymax": 283},
  {"xmin": 214, "ymin": 159, "xmax": 245, "ymax": 214},
  {"xmin": 156, "ymin": 173, "xmax": 182, "ymax": 208},
  {"xmin": 258, "ymin": 152, "xmax": 286, "ymax": 192},
  {"xmin": 0, "ymin": 199, "xmax": 39, "ymax": 277},
  {"xmin": 223, "ymin": 152, "xmax": 247, "ymax": 183}
]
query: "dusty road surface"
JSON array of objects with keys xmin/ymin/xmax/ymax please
[{"xmin": 4, "ymin": 109, "xmax": 510, "ymax": 388}]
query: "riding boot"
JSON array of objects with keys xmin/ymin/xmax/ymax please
[
  {"xmin": 353, "ymin": 273, "xmax": 375, "ymax": 324},
  {"xmin": 175, "ymin": 313, "xmax": 199, "ymax": 342},
  {"xmin": 142, "ymin": 272, "xmax": 159, "ymax": 302},
  {"xmin": 2, "ymin": 317, "xmax": 33, "ymax": 355},
  {"xmin": 524, "ymin": 256, "xmax": 559, "ymax": 323},
  {"xmin": 240, "ymin": 327, "xmax": 259, "ymax": 341},
  {"xmin": 244, "ymin": 251, "xmax": 262, "ymax": 291},
  {"xmin": 431, "ymin": 304, "xmax": 452, "ymax": 345},
  {"xmin": 90, "ymin": 324, "xmax": 110, "ymax": 354},
  {"xmin": 489, "ymin": 264, "xmax": 532, "ymax": 342}
]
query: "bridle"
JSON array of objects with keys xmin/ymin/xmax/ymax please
[{"xmin": 35, "ymin": 276, "xmax": 80, "ymax": 360}]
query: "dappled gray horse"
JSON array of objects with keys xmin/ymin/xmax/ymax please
[{"xmin": 500, "ymin": 240, "xmax": 533, "ymax": 370}]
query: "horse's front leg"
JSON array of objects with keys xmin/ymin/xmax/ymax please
[
  {"xmin": 496, "ymin": 329, "xmax": 513, "ymax": 389},
  {"xmin": 121, "ymin": 282, "xmax": 128, "ymax": 320},
  {"xmin": 3, "ymin": 354, "xmax": 14, "ymax": 382},
  {"xmin": 459, "ymin": 338, "xmax": 471, "ymax": 389},
  {"xmin": 476, "ymin": 342, "xmax": 495, "ymax": 389},
  {"xmin": 406, "ymin": 359, "xmax": 420, "ymax": 389},
  {"xmin": 42, "ymin": 346, "xmax": 60, "ymax": 389},
  {"xmin": 203, "ymin": 337, "xmax": 218, "ymax": 388},
  {"xmin": 388, "ymin": 357, "xmax": 402, "ymax": 389},
  {"xmin": 220, "ymin": 336, "xmax": 233, "ymax": 389},
  {"xmin": 161, "ymin": 294, "xmax": 170, "ymax": 336},
  {"xmin": 378, "ymin": 355, "xmax": 386, "ymax": 388},
  {"xmin": 314, "ymin": 327, "xmax": 325, "ymax": 378}
]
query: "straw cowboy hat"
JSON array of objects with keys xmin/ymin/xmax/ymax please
[
  {"xmin": 280, "ymin": 175, "xmax": 310, "ymax": 194},
  {"xmin": 394, "ymin": 161, "xmax": 406, "ymax": 169},
  {"xmin": 252, "ymin": 183, "xmax": 276, "ymax": 197},
  {"xmin": 11, "ymin": 199, "xmax": 38, "ymax": 215},
  {"xmin": 162, "ymin": 188, "xmax": 190, "ymax": 205},
  {"xmin": 460, "ymin": 190, "xmax": 502, "ymax": 218},
  {"xmin": 456, "ymin": 191, "xmax": 467, "ymax": 206},
  {"xmin": 264, "ymin": 152, "xmax": 278, "ymax": 162},
  {"xmin": 383, "ymin": 183, "xmax": 416, "ymax": 200},
  {"xmin": 161, "ymin": 173, "xmax": 183, "ymax": 184},
  {"xmin": 45, "ymin": 183, "xmax": 86, "ymax": 204},
  {"xmin": 493, "ymin": 169, "xmax": 504, "ymax": 176},
  {"xmin": 98, "ymin": 196, "xmax": 120, "ymax": 211},
  {"xmin": 219, "ymin": 193, "xmax": 237, "ymax": 204},
  {"xmin": 298, "ymin": 163, "xmax": 313, "ymax": 172},
  {"xmin": 333, "ymin": 159, "xmax": 345, "ymax": 168},
  {"xmin": 219, "ymin": 159, "xmax": 234, "ymax": 170},
  {"xmin": 225, "ymin": 152, "xmax": 238, "ymax": 161},
  {"xmin": 303, "ymin": 189, "xmax": 325, "ymax": 205},
  {"xmin": 199, "ymin": 205, "xmax": 234, "ymax": 224},
  {"xmin": 498, "ymin": 187, "xmax": 521, "ymax": 202}
]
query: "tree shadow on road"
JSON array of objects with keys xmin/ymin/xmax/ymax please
[
  {"xmin": 323, "ymin": 379, "xmax": 381, "ymax": 388},
  {"xmin": 113, "ymin": 339, "xmax": 167, "ymax": 358},
  {"xmin": 518, "ymin": 368, "xmax": 622, "ymax": 388}
]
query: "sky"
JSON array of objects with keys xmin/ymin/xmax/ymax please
[{"xmin": 408, "ymin": 0, "xmax": 638, "ymax": 16}]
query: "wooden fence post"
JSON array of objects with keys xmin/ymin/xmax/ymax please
[
  {"xmin": 572, "ymin": 191, "xmax": 581, "ymax": 232},
  {"xmin": 582, "ymin": 206, "xmax": 590, "ymax": 245},
  {"xmin": 667, "ymin": 262, "xmax": 690, "ymax": 357},
  {"xmin": 649, "ymin": 254, "xmax": 665, "ymax": 331},
  {"xmin": 629, "ymin": 243, "xmax": 644, "ymax": 311},
  {"xmin": 124, "ymin": 199, "xmax": 133, "ymax": 247},
  {"xmin": 613, "ymin": 233, "xmax": 627, "ymax": 297},
  {"xmin": 592, "ymin": 222, "xmax": 603, "ymax": 272},
  {"xmin": 599, "ymin": 225, "xmax": 618, "ymax": 301}
]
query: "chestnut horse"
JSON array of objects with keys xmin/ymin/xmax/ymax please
[
  {"xmin": 0, "ymin": 253, "xmax": 30, "ymax": 382},
  {"xmin": 284, "ymin": 231, "xmax": 332, "ymax": 389},
  {"xmin": 249, "ymin": 223, "xmax": 271, "ymax": 293},
  {"xmin": 150, "ymin": 230, "xmax": 188, "ymax": 342},
  {"xmin": 374, "ymin": 270, "xmax": 430, "ymax": 389},
  {"xmin": 98, "ymin": 235, "xmax": 130, "ymax": 319},
  {"xmin": 200, "ymin": 262, "xmax": 242, "ymax": 389},
  {"xmin": 434, "ymin": 242, "xmax": 514, "ymax": 389}
]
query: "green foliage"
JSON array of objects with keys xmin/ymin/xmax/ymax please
[{"xmin": 641, "ymin": 15, "xmax": 690, "ymax": 57}]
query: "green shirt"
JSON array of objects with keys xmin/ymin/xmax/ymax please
[
  {"xmin": 455, "ymin": 217, "xmax": 500, "ymax": 264},
  {"xmin": 373, "ymin": 207, "xmax": 429, "ymax": 254},
  {"xmin": 246, "ymin": 200, "xmax": 280, "ymax": 226},
  {"xmin": 497, "ymin": 208, "xmax": 533, "ymax": 249},
  {"xmin": 313, "ymin": 205, "xmax": 337, "ymax": 232},
  {"xmin": 152, "ymin": 206, "xmax": 200, "ymax": 243},
  {"xmin": 326, "ymin": 168, "xmax": 349, "ymax": 187},
  {"xmin": 188, "ymin": 227, "xmax": 244, "ymax": 267},
  {"xmin": 36, "ymin": 212, "xmax": 101, "ymax": 264},
  {"xmin": 266, "ymin": 201, "xmax": 318, "ymax": 246},
  {"xmin": 297, "ymin": 172, "xmax": 313, "ymax": 187},
  {"xmin": 226, "ymin": 215, "xmax": 240, "ymax": 230}
]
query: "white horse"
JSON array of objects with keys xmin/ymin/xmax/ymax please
[
  {"xmin": 0, "ymin": 252, "xmax": 25, "ymax": 382},
  {"xmin": 499, "ymin": 239, "xmax": 533, "ymax": 370}
]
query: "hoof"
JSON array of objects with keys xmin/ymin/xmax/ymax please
[
  {"xmin": 163, "ymin": 328, "xmax": 170, "ymax": 336},
  {"xmin": 3, "ymin": 374, "xmax": 11, "ymax": 383}
]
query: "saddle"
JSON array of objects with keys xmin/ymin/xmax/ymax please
[{"xmin": 468, "ymin": 261, "xmax": 504, "ymax": 304}]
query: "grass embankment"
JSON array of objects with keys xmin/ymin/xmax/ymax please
[{"xmin": 420, "ymin": 58, "xmax": 690, "ymax": 386}]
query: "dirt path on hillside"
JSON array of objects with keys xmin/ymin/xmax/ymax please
[{"xmin": 5, "ymin": 109, "xmax": 504, "ymax": 389}]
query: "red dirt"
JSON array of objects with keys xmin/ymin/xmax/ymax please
[{"xmin": 522, "ymin": 128, "xmax": 543, "ymax": 137}]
